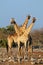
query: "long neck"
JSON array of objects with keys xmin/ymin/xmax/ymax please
[
  {"xmin": 24, "ymin": 22, "xmax": 35, "ymax": 36},
  {"xmin": 14, "ymin": 24, "xmax": 20, "ymax": 35},
  {"xmin": 21, "ymin": 17, "xmax": 29, "ymax": 30}
]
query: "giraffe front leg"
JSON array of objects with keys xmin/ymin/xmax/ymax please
[
  {"xmin": 24, "ymin": 42, "xmax": 28, "ymax": 60},
  {"xmin": 24, "ymin": 42, "xmax": 26, "ymax": 55},
  {"xmin": 17, "ymin": 42, "xmax": 20, "ymax": 57},
  {"xmin": 17, "ymin": 41, "xmax": 22, "ymax": 62},
  {"xmin": 26, "ymin": 41, "xmax": 29, "ymax": 57},
  {"xmin": 7, "ymin": 39, "xmax": 12, "ymax": 57}
]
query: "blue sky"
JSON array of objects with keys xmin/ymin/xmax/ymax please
[{"xmin": 0, "ymin": 0, "xmax": 43, "ymax": 29}]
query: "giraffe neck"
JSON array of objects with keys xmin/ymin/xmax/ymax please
[
  {"xmin": 23, "ymin": 22, "xmax": 34, "ymax": 36},
  {"xmin": 21, "ymin": 17, "xmax": 29, "ymax": 30},
  {"xmin": 14, "ymin": 24, "xmax": 20, "ymax": 36}
]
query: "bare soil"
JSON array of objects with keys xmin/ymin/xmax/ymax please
[{"xmin": 0, "ymin": 48, "xmax": 43, "ymax": 65}]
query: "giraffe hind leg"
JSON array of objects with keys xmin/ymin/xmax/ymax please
[{"xmin": 6, "ymin": 41, "xmax": 8, "ymax": 53}]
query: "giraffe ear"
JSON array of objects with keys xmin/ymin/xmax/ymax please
[{"xmin": 32, "ymin": 17, "xmax": 36, "ymax": 23}]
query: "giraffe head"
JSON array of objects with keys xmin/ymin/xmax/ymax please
[
  {"xmin": 10, "ymin": 18, "xmax": 16, "ymax": 24},
  {"xmin": 32, "ymin": 17, "xmax": 36, "ymax": 23},
  {"xmin": 27, "ymin": 15, "xmax": 31, "ymax": 19}
]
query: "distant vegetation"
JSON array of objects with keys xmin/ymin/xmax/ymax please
[
  {"xmin": 0, "ymin": 25, "xmax": 43, "ymax": 47},
  {"xmin": 31, "ymin": 28, "xmax": 43, "ymax": 46},
  {"xmin": 0, "ymin": 25, "xmax": 15, "ymax": 47}
]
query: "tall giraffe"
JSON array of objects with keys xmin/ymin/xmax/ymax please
[
  {"xmin": 10, "ymin": 15, "xmax": 31, "ymax": 52},
  {"xmin": 17, "ymin": 17, "xmax": 36, "ymax": 55},
  {"xmin": 7, "ymin": 15, "xmax": 30, "ymax": 53},
  {"xmin": 10, "ymin": 15, "xmax": 31, "ymax": 36},
  {"xmin": 7, "ymin": 17, "xmax": 36, "ymax": 58}
]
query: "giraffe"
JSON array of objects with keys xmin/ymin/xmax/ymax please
[
  {"xmin": 10, "ymin": 15, "xmax": 31, "ymax": 53},
  {"xmin": 10, "ymin": 15, "xmax": 31, "ymax": 36},
  {"xmin": 7, "ymin": 17, "xmax": 36, "ymax": 59},
  {"xmin": 7, "ymin": 15, "xmax": 31, "ymax": 54},
  {"xmin": 16, "ymin": 17, "xmax": 36, "ymax": 56}
]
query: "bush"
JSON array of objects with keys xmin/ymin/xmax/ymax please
[{"xmin": 0, "ymin": 39, "xmax": 7, "ymax": 47}]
